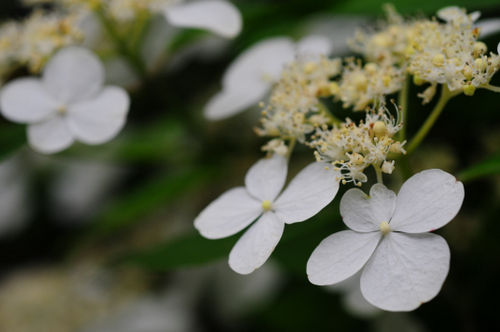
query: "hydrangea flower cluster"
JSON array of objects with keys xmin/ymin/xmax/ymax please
[
  {"xmin": 194, "ymin": 5, "xmax": 487, "ymax": 314},
  {"xmin": 0, "ymin": 0, "xmax": 241, "ymax": 85},
  {"xmin": 310, "ymin": 103, "xmax": 406, "ymax": 185}
]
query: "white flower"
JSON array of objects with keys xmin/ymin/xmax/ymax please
[
  {"xmin": 164, "ymin": 0, "xmax": 242, "ymax": 39},
  {"xmin": 195, "ymin": 154, "xmax": 340, "ymax": 274},
  {"xmin": 0, "ymin": 46, "xmax": 130, "ymax": 154},
  {"xmin": 203, "ymin": 35, "xmax": 332, "ymax": 120},
  {"xmin": 307, "ymin": 169, "xmax": 465, "ymax": 311}
]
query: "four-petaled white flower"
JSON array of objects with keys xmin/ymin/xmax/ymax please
[
  {"xmin": 195, "ymin": 154, "xmax": 340, "ymax": 274},
  {"xmin": 164, "ymin": 0, "xmax": 242, "ymax": 39},
  {"xmin": 307, "ymin": 169, "xmax": 465, "ymax": 311},
  {"xmin": 203, "ymin": 35, "xmax": 332, "ymax": 120},
  {"xmin": 0, "ymin": 46, "xmax": 130, "ymax": 154}
]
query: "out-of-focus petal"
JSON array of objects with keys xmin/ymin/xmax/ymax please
[
  {"xmin": 27, "ymin": 116, "xmax": 74, "ymax": 154},
  {"xmin": 66, "ymin": 86, "xmax": 129, "ymax": 145},
  {"xmin": 194, "ymin": 187, "xmax": 262, "ymax": 239},
  {"xmin": 295, "ymin": 35, "xmax": 332, "ymax": 56},
  {"xmin": 476, "ymin": 18, "xmax": 500, "ymax": 39},
  {"xmin": 229, "ymin": 212, "xmax": 284, "ymax": 274},
  {"xmin": 390, "ymin": 170, "xmax": 464, "ymax": 233},
  {"xmin": 0, "ymin": 78, "xmax": 58, "ymax": 123},
  {"xmin": 203, "ymin": 37, "xmax": 296, "ymax": 120},
  {"xmin": 273, "ymin": 162, "xmax": 339, "ymax": 224},
  {"xmin": 340, "ymin": 184, "xmax": 396, "ymax": 232},
  {"xmin": 307, "ymin": 230, "xmax": 381, "ymax": 286},
  {"xmin": 42, "ymin": 46, "xmax": 104, "ymax": 103},
  {"xmin": 245, "ymin": 154, "xmax": 287, "ymax": 202},
  {"xmin": 165, "ymin": 0, "xmax": 242, "ymax": 38},
  {"xmin": 204, "ymin": 84, "xmax": 268, "ymax": 120},
  {"xmin": 361, "ymin": 232, "xmax": 450, "ymax": 311}
]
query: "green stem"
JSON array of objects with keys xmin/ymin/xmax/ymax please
[
  {"xmin": 373, "ymin": 164, "xmax": 383, "ymax": 184},
  {"xmin": 406, "ymin": 85, "xmax": 457, "ymax": 155},
  {"xmin": 397, "ymin": 76, "xmax": 409, "ymax": 141},
  {"xmin": 94, "ymin": 7, "xmax": 147, "ymax": 77},
  {"xmin": 316, "ymin": 101, "xmax": 342, "ymax": 125},
  {"xmin": 129, "ymin": 10, "xmax": 151, "ymax": 54},
  {"xmin": 482, "ymin": 84, "xmax": 500, "ymax": 93},
  {"xmin": 286, "ymin": 138, "xmax": 297, "ymax": 162}
]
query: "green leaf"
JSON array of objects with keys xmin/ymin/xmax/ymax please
[
  {"xmin": 119, "ymin": 232, "xmax": 238, "ymax": 270},
  {"xmin": 458, "ymin": 152, "xmax": 500, "ymax": 182},
  {"xmin": 93, "ymin": 165, "xmax": 221, "ymax": 234},
  {"xmin": 0, "ymin": 124, "xmax": 26, "ymax": 160}
]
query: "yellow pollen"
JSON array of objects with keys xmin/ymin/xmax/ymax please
[
  {"xmin": 57, "ymin": 105, "xmax": 67, "ymax": 115},
  {"xmin": 432, "ymin": 53, "xmax": 445, "ymax": 67},
  {"xmin": 379, "ymin": 221, "xmax": 391, "ymax": 235},
  {"xmin": 262, "ymin": 200, "xmax": 272, "ymax": 211}
]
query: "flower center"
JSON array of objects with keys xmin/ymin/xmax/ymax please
[
  {"xmin": 57, "ymin": 104, "xmax": 67, "ymax": 115},
  {"xmin": 262, "ymin": 200, "xmax": 272, "ymax": 211},
  {"xmin": 379, "ymin": 221, "xmax": 391, "ymax": 235}
]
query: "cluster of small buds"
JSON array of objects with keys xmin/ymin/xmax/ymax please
[
  {"xmin": 255, "ymin": 56, "xmax": 342, "ymax": 155},
  {"xmin": 0, "ymin": 9, "xmax": 84, "ymax": 79},
  {"xmin": 407, "ymin": 8, "xmax": 500, "ymax": 102},
  {"xmin": 349, "ymin": 4, "xmax": 416, "ymax": 66},
  {"xmin": 332, "ymin": 57, "xmax": 405, "ymax": 111},
  {"xmin": 23, "ymin": 0, "xmax": 180, "ymax": 22},
  {"xmin": 309, "ymin": 102, "xmax": 406, "ymax": 186}
]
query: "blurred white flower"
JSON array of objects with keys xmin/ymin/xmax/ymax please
[
  {"xmin": 48, "ymin": 160, "xmax": 127, "ymax": 225},
  {"xmin": 307, "ymin": 169, "xmax": 465, "ymax": 311},
  {"xmin": 0, "ymin": 154, "xmax": 31, "ymax": 237},
  {"xmin": 0, "ymin": 46, "xmax": 130, "ymax": 154},
  {"xmin": 164, "ymin": 0, "xmax": 242, "ymax": 39},
  {"xmin": 204, "ymin": 35, "xmax": 333, "ymax": 120},
  {"xmin": 195, "ymin": 154, "xmax": 340, "ymax": 274}
]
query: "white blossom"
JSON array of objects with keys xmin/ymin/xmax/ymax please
[
  {"xmin": 204, "ymin": 35, "xmax": 332, "ymax": 120},
  {"xmin": 195, "ymin": 154, "xmax": 340, "ymax": 274},
  {"xmin": 0, "ymin": 46, "xmax": 130, "ymax": 154},
  {"xmin": 164, "ymin": 0, "xmax": 242, "ymax": 39},
  {"xmin": 307, "ymin": 169, "xmax": 465, "ymax": 311}
]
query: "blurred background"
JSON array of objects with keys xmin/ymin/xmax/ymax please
[{"xmin": 0, "ymin": 0, "xmax": 500, "ymax": 331}]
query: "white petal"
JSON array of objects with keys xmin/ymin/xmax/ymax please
[
  {"xmin": 27, "ymin": 116, "xmax": 74, "ymax": 154},
  {"xmin": 222, "ymin": 37, "xmax": 294, "ymax": 88},
  {"xmin": 66, "ymin": 86, "xmax": 130, "ymax": 145},
  {"xmin": 436, "ymin": 6, "xmax": 464, "ymax": 22},
  {"xmin": 476, "ymin": 19, "xmax": 500, "ymax": 39},
  {"xmin": 245, "ymin": 154, "xmax": 287, "ymax": 202},
  {"xmin": 470, "ymin": 11, "xmax": 481, "ymax": 22},
  {"xmin": 194, "ymin": 187, "xmax": 262, "ymax": 239},
  {"xmin": 273, "ymin": 162, "xmax": 339, "ymax": 224},
  {"xmin": 360, "ymin": 232, "xmax": 450, "ymax": 312},
  {"xmin": 229, "ymin": 212, "xmax": 284, "ymax": 274},
  {"xmin": 295, "ymin": 35, "xmax": 333, "ymax": 56},
  {"xmin": 390, "ymin": 169, "xmax": 464, "ymax": 233},
  {"xmin": 42, "ymin": 46, "xmax": 105, "ymax": 103},
  {"xmin": 165, "ymin": 1, "xmax": 242, "ymax": 38},
  {"xmin": 340, "ymin": 184, "xmax": 396, "ymax": 232},
  {"xmin": 0, "ymin": 78, "xmax": 58, "ymax": 123},
  {"xmin": 204, "ymin": 37, "xmax": 294, "ymax": 120},
  {"xmin": 307, "ymin": 230, "xmax": 381, "ymax": 286},
  {"xmin": 203, "ymin": 84, "xmax": 268, "ymax": 120}
]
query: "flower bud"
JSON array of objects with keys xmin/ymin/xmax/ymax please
[{"xmin": 463, "ymin": 83, "xmax": 476, "ymax": 96}]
